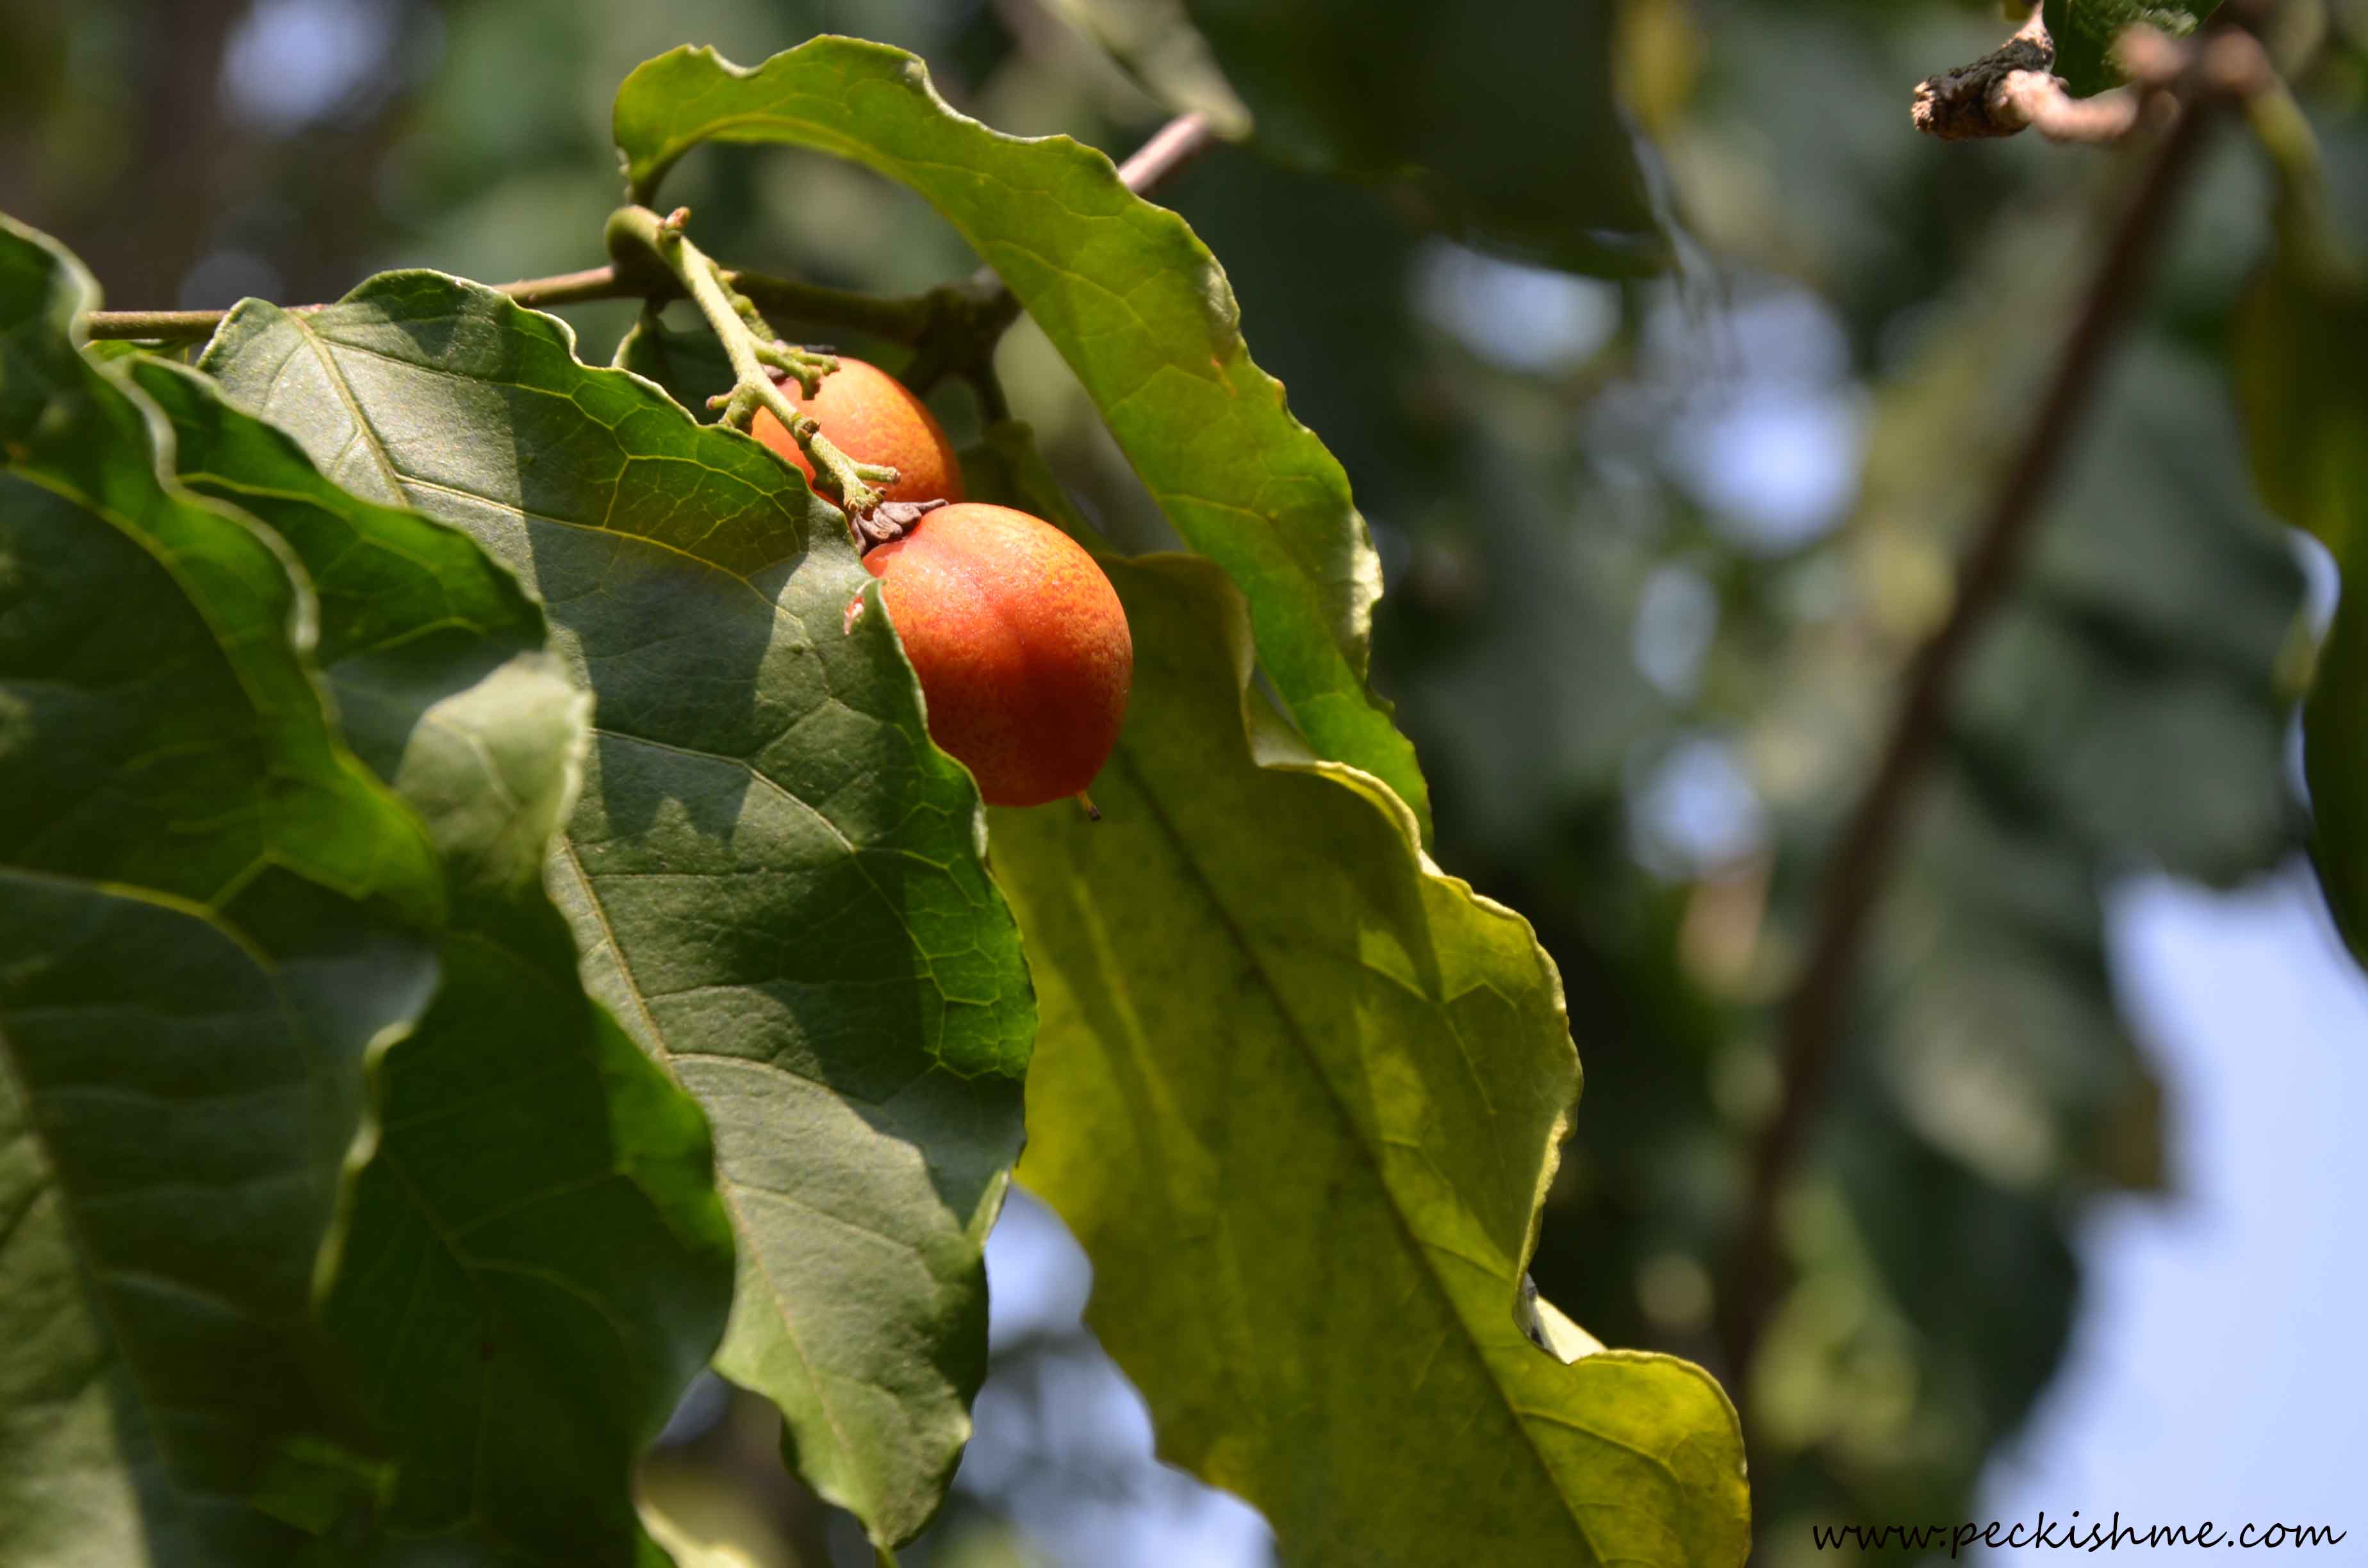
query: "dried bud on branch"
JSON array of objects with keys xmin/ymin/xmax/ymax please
[{"xmin": 1911, "ymin": 6, "xmax": 2060, "ymax": 140}]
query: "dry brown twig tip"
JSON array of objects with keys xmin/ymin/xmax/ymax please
[
  {"xmin": 1911, "ymin": 5, "xmax": 2196, "ymax": 143},
  {"xmin": 1911, "ymin": 4, "xmax": 2059, "ymax": 139}
]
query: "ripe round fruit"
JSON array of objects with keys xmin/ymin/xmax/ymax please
[
  {"xmin": 861, "ymin": 503, "xmax": 1131, "ymax": 808},
  {"xmin": 753, "ymin": 356, "xmax": 964, "ymax": 507}
]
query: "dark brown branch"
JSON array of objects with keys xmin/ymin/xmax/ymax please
[{"xmin": 1716, "ymin": 94, "xmax": 2223, "ymax": 1423}]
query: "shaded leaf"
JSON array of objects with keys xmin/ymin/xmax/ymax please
[
  {"xmin": 199, "ymin": 271, "xmax": 1033, "ymax": 1550},
  {"xmin": 1055, "ymin": 0, "xmax": 1668, "ymax": 275},
  {"xmin": 0, "ymin": 217, "xmax": 440, "ymax": 1564},
  {"xmin": 987, "ymin": 551, "xmax": 1748, "ymax": 1568},
  {"xmin": 2043, "ymin": 0, "xmax": 2224, "ymax": 95},
  {"xmin": 2233, "ymin": 252, "xmax": 2368, "ymax": 560},
  {"xmin": 613, "ymin": 315, "xmax": 738, "ymax": 427},
  {"xmin": 2233, "ymin": 241, "xmax": 2368, "ymax": 963},
  {"xmin": 129, "ymin": 355, "xmax": 738, "ymax": 1563},
  {"xmin": 2305, "ymin": 587, "xmax": 2368, "ymax": 961},
  {"xmin": 611, "ymin": 37, "xmax": 1433, "ymax": 838},
  {"xmin": 319, "ymin": 891, "xmax": 733, "ymax": 1567}
]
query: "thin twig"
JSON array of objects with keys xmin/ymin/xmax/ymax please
[
  {"xmin": 495, "ymin": 265, "xmax": 631, "ymax": 309},
  {"xmin": 78, "ymin": 307, "xmax": 254, "ymax": 341},
  {"xmin": 78, "ymin": 259, "xmax": 947, "ymax": 345},
  {"xmin": 1115, "ymin": 110, "xmax": 1215, "ymax": 192},
  {"xmin": 610, "ymin": 204, "xmax": 901, "ymax": 517},
  {"xmin": 1913, "ymin": 5, "xmax": 2193, "ymax": 143},
  {"xmin": 723, "ymin": 270, "xmax": 939, "ymax": 341},
  {"xmin": 81, "ymin": 265, "xmax": 640, "ymax": 341},
  {"xmin": 1716, "ymin": 94, "xmax": 2223, "ymax": 1422}
]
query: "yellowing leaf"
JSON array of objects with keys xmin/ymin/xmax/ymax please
[{"xmin": 989, "ymin": 555, "xmax": 1749, "ymax": 1568}]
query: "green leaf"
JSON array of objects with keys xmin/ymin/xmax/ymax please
[
  {"xmin": 613, "ymin": 316, "xmax": 738, "ymax": 426},
  {"xmin": 127, "ymin": 353, "xmax": 737, "ymax": 1562},
  {"xmin": 198, "ymin": 271, "xmax": 1033, "ymax": 1550},
  {"xmin": 1053, "ymin": 0, "xmax": 1668, "ymax": 275},
  {"xmin": 2306, "ymin": 586, "xmax": 2368, "ymax": 962},
  {"xmin": 2233, "ymin": 250, "xmax": 2368, "ymax": 560},
  {"xmin": 2043, "ymin": 1, "xmax": 2223, "ymax": 95},
  {"xmin": 611, "ymin": 37, "xmax": 1433, "ymax": 840},
  {"xmin": 987, "ymin": 553, "xmax": 1749, "ymax": 1568},
  {"xmin": 320, "ymin": 891, "xmax": 734, "ymax": 1567},
  {"xmin": 0, "ymin": 218, "xmax": 440, "ymax": 1564},
  {"xmin": 2233, "ymin": 245, "xmax": 2368, "ymax": 963},
  {"xmin": 121, "ymin": 355, "xmax": 555, "ymax": 795}
]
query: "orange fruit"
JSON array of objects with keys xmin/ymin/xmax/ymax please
[
  {"xmin": 860, "ymin": 503, "xmax": 1131, "ymax": 808},
  {"xmin": 752, "ymin": 355, "xmax": 964, "ymax": 507}
]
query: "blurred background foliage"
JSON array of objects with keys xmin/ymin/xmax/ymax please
[{"xmin": 6, "ymin": 0, "xmax": 2365, "ymax": 1562}]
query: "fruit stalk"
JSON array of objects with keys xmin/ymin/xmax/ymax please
[{"xmin": 609, "ymin": 204, "xmax": 901, "ymax": 517}]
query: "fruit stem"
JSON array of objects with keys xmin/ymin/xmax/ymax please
[
  {"xmin": 609, "ymin": 204, "xmax": 899, "ymax": 518},
  {"xmin": 900, "ymin": 112, "xmax": 1215, "ymax": 398},
  {"xmin": 1075, "ymin": 791, "xmax": 1102, "ymax": 823},
  {"xmin": 854, "ymin": 498, "xmax": 947, "ymax": 553}
]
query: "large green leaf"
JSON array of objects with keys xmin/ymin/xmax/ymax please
[
  {"xmin": 198, "ymin": 271, "xmax": 1033, "ymax": 1549},
  {"xmin": 987, "ymin": 552, "xmax": 1749, "ymax": 1568},
  {"xmin": 125, "ymin": 354, "xmax": 553, "ymax": 790},
  {"xmin": 2234, "ymin": 254, "xmax": 2368, "ymax": 561},
  {"xmin": 1050, "ymin": 0, "xmax": 1667, "ymax": 275},
  {"xmin": 2043, "ymin": 1, "xmax": 2224, "ymax": 95},
  {"xmin": 0, "ymin": 219, "xmax": 440, "ymax": 1564},
  {"xmin": 2306, "ymin": 587, "xmax": 2368, "ymax": 961},
  {"xmin": 129, "ymin": 354, "xmax": 738, "ymax": 1563},
  {"xmin": 2234, "ymin": 245, "xmax": 2368, "ymax": 961},
  {"xmin": 611, "ymin": 37, "xmax": 1433, "ymax": 840}
]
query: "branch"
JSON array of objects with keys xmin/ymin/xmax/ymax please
[
  {"xmin": 80, "ymin": 265, "xmax": 639, "ymax": 341},
  {"xmin": 1911, "ymin": 3, "xmax": 2062, "ymax": 140},
  {"xmin": 723, "ymin": 270, "xmax": 940, "ymax": 341},
  {"xmin": 1115, "ymin": 110, "xmax": 1217, "ymax": 192},
  {"xmin": 78, "ymin": 261, "xmax": 946, "ymax": 345},
  {"xmin": 1913, "ymin": 6, "xmax": 2192, "ymax": 143},
  {"xmin": 608, "ymin": 204, "xmax": 899, "ymax": 519},
  {"xmin": 1716, "ymin": 82, "xmax": 2224, "ymax": 1422}
]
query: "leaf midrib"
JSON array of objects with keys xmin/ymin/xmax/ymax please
[
  {"xmin": 545, "ymin": 837, "xmax": 868, "ymax": 1504},
  {"xmin": 1110, "ymin": 742, "xmax": 1673, "ymax": 1560}
]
